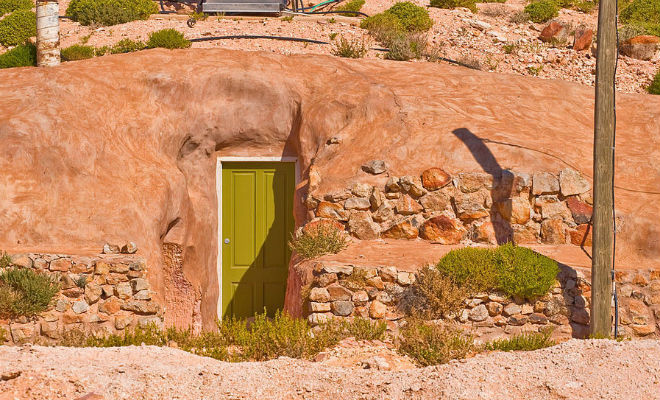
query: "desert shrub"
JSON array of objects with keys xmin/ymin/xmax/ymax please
[
  {"xmin": 385, "ymin": 31, "xmax": 427, "ymax": 60},
  {"xmin": 647, "ymin": 68, "xmax": 660, "ymax": 95},
  {"xmin": 0, "ymin": 0, "xmax": 31, "ymax": 15},
  {"xmin": 524, "ymin": 0, "xmax": 559, "ymax": 23},
  {"xmin": 384, "ymin": 2, "xmax": 433, "ymax": 32},
  {"xmin": 0, "ymin": 9, "xmax": 36, "ymax": 46},
  {"xmin": 288, "ymin": 223, "xmax": 348, "ymax": 259},
  {"xmin": 341, "ymin": 268, "xmax": 368, "ymax": 289},
  {"xmin": 344, "ymin": 317, "xmax": 387, "ymax": 341},
  {"xmin": 457, "ymin": 55, "xmax": 483, "ymax": 70},
  {"xmin": 399, "ymin": 320, "xmax": 475, "ymax": 366},
  {"xmin": 485, "ymin": 331, "xmax": 555, "ymax": 351},
  {"xmin": 146, "ymin": 29, "xmax": 191, "ymax": 49},
  {"xmin": 619, "ymin": 23, "xmax": 649, "ymax": 41},
  {"xmin": 436, "ymin": 247, "xmax": 496, "ymax": 291},
  {"xmin": 360, "ymin": 12, "xmax": 404, "ymax": 38},
  {"xmin": 66, "ymin": 0, "xmax": 157, "ymax": 26},
  {"xmin": 190, "ymin": 10, "xmax": 207, "ymax": 21},
  {"xmin": 0, "ymin": 252, "xmax": 11, "ymax": 268},
  {"xmin": 110, "ymin": 38, "xmax": 146, "ymax": 53},
  {"xmin": 331, "ymin": 36, "xmax": 368, "ymax": 58},
  {"xmin": 574, "ymin": 0, "xmax": 596, "ymax": 13},
  {"xmin": 404, "ymin": 266, "xmax": 466, "ymax": 318},
  {"xmin": 335, "ymin": 0, "xmax": 365, "ymax": 16},
  {"xmin": 0, "ymin": 267, "xmax": 59, "ymax": 318},
  {"xmin": 480, "ymin": 4, "xmax": 509, "ymax": 17},
  {"xmin": 60, "ymin": 44, "xmax": 95, "ymax": 61},
  {"xmin": 430, "ymin": 0, "xmax": 477, "ymax": 13},
  {"xmin": 509, "ymin": 10, "xmax": 531, "ymax": 23},
  {"xmin": 493, "ymin": 243, "xmax": 558, "ymax": 299},
  {"xmin": 620, "ymin": 0, "xmax": 660, "ymax": 37}
]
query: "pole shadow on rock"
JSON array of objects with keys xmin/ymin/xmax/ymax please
[{"xmin": 451, "ymin": 128, "xmax": 514, "ymax": 245}]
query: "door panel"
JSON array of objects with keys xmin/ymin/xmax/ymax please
[{"xmin": 222, "ymin": 162, "xmax": 295, "ymax": 319}]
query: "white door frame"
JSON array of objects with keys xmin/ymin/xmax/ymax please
[{"xmin": 215, "ymin": 156, "xmax": 299, "ymax": 320}]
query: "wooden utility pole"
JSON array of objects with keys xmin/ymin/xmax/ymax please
[
  {"xmin": 591, "ymin": 0, "xmax": 616, "ymax": 336},
  {"xmin": 36, "ymin": 0, "xmax": 60, "ymax": 66}
]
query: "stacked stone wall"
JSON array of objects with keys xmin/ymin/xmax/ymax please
[
  {"xmin": 1, "ymin": 253, "xmax": 163, "ymax": 344},
  {"xmin": 305, "ymin": 167, "xmax": 596, "ymax": 247},
  {"xmin": 304, "ymin": 261, "xmax": 659, "ymax": 341}
]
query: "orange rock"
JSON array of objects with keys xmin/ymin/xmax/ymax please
[
  {"xmin": 420, "ymin": 216, "xmax": 466, "ymax": 244},
  {"xmin": 541, "ymin": 219, "xmax": 566, "ymax": 244},
  {"xmin": 395, "ymin": 194, "xmax": 423, "ymax": 215},
  {"xmin": 421, "ymin": 168, "xmax": 451, "ymax": 191},
  {"xmin": 539, "ymin": 21, "xmax": 568, "ymax": 43},
  {"xmin": 569, "ymin": 224, "xmax": 592, "ymax": 246},
  {"xmin": 316, "ymin": 201, "xmax": 348, "ymax": 221},
  {"xmin": 50, "ymin": 258, "xmax": 72, "ymax": 272},
  {"xmin": 619, "ymin": 35, "xmax": 660, "ymax": 61},
  {"xmin": 382, "ymin": 220, "xmax": 418, "ymax": 239},
  {"xmin": 573, "ymin": 28, "xmax": 593, "ymax": 51}
]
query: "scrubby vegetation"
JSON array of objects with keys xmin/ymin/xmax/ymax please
[
  {"xmin": 493, "ymin": 243, "xmax": 559, "ymax": 298},
  {"xmin": 360, "ymin": 2, "xmax": 433, "ymax": 61},
  {"xmin": 0, "ymin": 266, "xmax": 59, "ymax": 319},
  {"xmin": 288, "ymin": 223, "xmax": 348, "ymax": 259},
  {"xmin": 146, "ymin": 29, "xmax": 191, "ymax": 49},
  {"xmin": 335, "ymin": 0, "xmax": 365, "ymax": 16},
  {"xmin": 430, "ymin": 0, "xmax": 477, "ymax": 13},
  {"xmin": 0, "ymin": 0, "xmax": 32, "ymax": 15},
  {"xmin": 110, "ymin": 38, "xmax": 146, "ymax": 54},
  {"xmin": 399, "ymin": 320, "xmax": 476, "ymax": 366},
  {"xmin": 648, "ymin": 69, "xmax": 660, "ymax": 95},
  {"xmin": 60, "ymin": 312, "xmax": 386, "ymax": 361},
  {"xmin": 619, "ymin": 0, "xmax": 660, "ymax": 37},
  {"xmin": 0, "ymin": 42, "xmax": 36, "ymax": 69},
  {"xmin": 523, "ymin": 0, "xmax": 559, "ymax": 23},
  {"xmin": 485, "ymin": 331, "xmax": 555, "ymax": 352},
  {"xmin": 61, "ymin": 44, "xmax": 96, "ymax": 61},
  {"xmin": 331, "ymin": 36, "xmax": 368, "ymax": 58},
  {"xmin": 66, "ymin": 0, "xmax": 157, "ymax": 26},
  {"xmin": 0, "ymin": 9, "xmax": 35, "ymax": 47}
]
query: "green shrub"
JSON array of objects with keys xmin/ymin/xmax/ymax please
[
  {"xmin": 620, "ymin": 0, "xmax": 660, "ymax": 36},
  {"xmin": 493, "ymin": 243, "xmax": 558, "ymax": 299},
  {"xmin": 0, "ymin": 267, "xmax": 59, "ymax": 318},
  {"xmin": 0, "ymin": 9, "xmax": 36, "ymax": 46},
  {"xmin": 619, "ymin": 23, "xmax": 649, "ymax": 41},
  {"xmin": 288, "ymin": 222, "xmax": 348, "ymax": 259},
  {"xmin": 523, "ymin": 0, "xmax": 559, "ymax": 23},
  {"xmin": 404, "ymin": 266, "xmax": 466, "ymax": 318},
  {"xmin": 436, "ymin": 247, "xmax": 497, "ymax": 292},
  {"xmin": 648, "ymin": 69, "xmax": 660, "ymax": 95},
  {"xmin": 509, "ymin": 10, "xmax": 530, "ymax": 23},
  {"xmin": 384, "ymin": 2, "xmax": 433, "ymax": 32},
  {"xmin": 430, "ymin": 0, "xmax": 477, "ymax": 13},
  {"xmin": 60, "ymin": 44, "xmax": 95, "ymax": 61},
  {"xmin": 66, "ymin": 0, "xmax": 157, "ymax": 26},
  {"xmin": 385, "ymin": 31, "xmax": 427, "ymax": 61},
  {"xmin": 0, "ymin": 0, "xmax": 32, "ymax": 15},
  {"xmin": 360, "ymin": 12, "xmax": 404, "ymax": 37},
  {"xmin": 485, "ymin": 331, "xmax": 555, "ymax": 351},
  {"xmin": 146, "ymin": 29, "xmax": 191, "ymax": 49},
  {"xmin": 0, "ymin": 252, "xmax": 11, "ymax": 268},
  {"xmin": 344, "ymin": 317, "xmax": 387, "ymax": 341},
  {"xmin": 399, "ymin": 320, "xmax": 475, "ymax": 366},
  {"xmin": 335, "ymin": 0, "xmax": 365, "ymax": 16},
  {"xmin": 574, "ymin": 0, "xmax": 596, "ymax": 13},
  {"xmin": 331, "ymin": 36, "xmax": 368, "ymax": 58},
  {"xmin": 110, "ymin": 38, "xmax": 146, "ymax": 54}
]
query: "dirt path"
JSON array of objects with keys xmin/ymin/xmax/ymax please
[{"xmin": 0, "ymin": 339, "xmax": 658, "ymax": 399}]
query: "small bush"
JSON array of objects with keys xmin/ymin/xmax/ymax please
[
  {"xmin": 0, "ymin": 252, "xmax": 11, "ymax": 268},
  {"xmin": 146, "ymin": 29, "xmax": 191, "ymax": 49},
  {"xmin": 480, "ymin": 4, "xmax": 509, "ymax": 17},
  {"xmin": 384, "ymin": 2, "xmax": 433, "ymax": 32},
  {"xmin": 436, "ymin": 247, "xmax": 496, "ymax": 291},
  {"xmin": 66, "ymin": 0, "xmax": 157, "ymax": 26},
  {"xmin": 647, "ymin": 68, "xmax": 660, "ymax": 95},
  {"xmin": 430, "ymin": 0, "xmax": 477, "ymax": 13},
  {"xmin": 335, "ymin": 0, "xmax": 365, "ymax": 16},
  {"xmin": 485, "ymin": 331, "xmax": 555, "ymax": 352},
  {"xmin": 331, "ymin": 36, "xmax": 368, "ymax": 58},
  {"xmin": 60, "ymin": 44, "xmax": 95, "ymax": 61},
  {"xmin": 0, "ymin": 267, "xmax": 59, "ymax": 318},
  {"xmin": 523, "ymin": 0, "xmax": 559, "ymax": 23},
  {"xmin": 493, "ymin": 243, "xmax": 558, "ymax": 299},
  {"xmin": 574, "ymin": 0, "xmax": 596, "ymax": 13},
  {"xmin": 0, "ymin": 9, "xmax": 36, "ymax": 47},
  {"xmin": 361, "ymin": 12, "xmax": 404, "ymax": 38},
  {"xmin": 110, "ymin": 38, "xmax": 146, "ymax": 54},
  {"xmin": 404, "ymin": 266, "xmax": 466, "ymax": 318},
  {"xmin": 399, "ymin": 320, "xmax": 475, "ymax": 366},
  {"xmin": 0, "ymin": 0, "xmax": 32, "ymax": 15},
  {"xmin": 619, "ymin": 23, "xmax": 649, "ymax": 41},
  {"xmin": 289, "ymin": 223, "xmax": 348, "ymax": 259},
  {"xmin": 620, "ymin": 0, "xmax": 660, "ymax": 36},
  {"xmin": 344, "ymin": 317, "xmax": 387, "ymax": 341},
  {"xmin": 385, "ymin": 32, "xmax": 427, "ymax": 61},
  {"xmin": 509, "ymin": 10, "xmax": 530, "ymax": 23}
]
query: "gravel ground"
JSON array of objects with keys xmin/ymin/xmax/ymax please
[{"xmin": 1, "ymin": 339, "xmax": 659, "ymax": 399}]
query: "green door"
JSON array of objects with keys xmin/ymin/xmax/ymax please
[{"xmin": 221, "ymin": 162, "xmax": 295, "ymax": 319}]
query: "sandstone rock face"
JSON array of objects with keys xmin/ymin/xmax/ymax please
[
  {"xmin": 348, "ymin": 211, "xmax": 380, "ymax": 240},
  {"xmin": 497, "ymin": 196, "xmax": 531, "ymax": 224},
  {"xmin": 316, "ymin": 202, "xmax": 349, "ymax": 221},
  {"xmin": 421, "ymin": 168, "xmax": 451, "ymax": 191},
  {"xmin": 362, "ymin": 160, "xmax": 386, "ymax": 175},
  {"xmin": 395, "ymin": 195, "xmax": 423, "ymax": 215},
  {"xmin": 382, "ymin": 219, "xmax": 418, "ymax": 239},
  {"xmin": 0, "ymin": 49, "xmax": 657, "ymax": 330},
  {"xmin": 566, "ymin": 197, "xmax": 593, "ymax": 224},
  {"xmin": 532, "ymin": 172, "xmax": 559, "ymax": 195},
  {"xmin": 570, "ymin": 224, "xmax": 593, "ymax": 246},
  {"xmin": 541, "ymin": 219, "xmax": 567, "ymax": 244},
  {"xmin": 420, "ymin": 216, "xmax": 466, "ymax": 244},
  {"xmin": 559, "ymin": 168, "xmax": 591, "ymax": 196},
  {"xmin": 619, "ymin": 35, "xmax": 660, "ymax": 61}
]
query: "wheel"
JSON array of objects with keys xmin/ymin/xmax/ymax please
[{"xmin": 187, "ymin": 18, "xmax": 197, "ymax": 28}]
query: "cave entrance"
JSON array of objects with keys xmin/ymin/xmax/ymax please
[{"xmin": 216, "ymin": 158, "xmax": 296, "ymax": 319}]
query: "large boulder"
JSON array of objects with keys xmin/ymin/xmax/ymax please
[
  {"xmin": 419, "ymin": 215, "xmax": 466, "ymax": 244},
  {"xmin": 619, "ymin": 36, "xmax": 660, "ymax": 61}
]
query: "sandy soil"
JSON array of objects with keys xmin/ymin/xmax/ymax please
[
  {"xmin": 42, "ymin": 0, "xmax": 659, "ymax": 94},
  {"xmin": 1, "ymin": 339, "xmax": 658, "ymax": 399}
]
